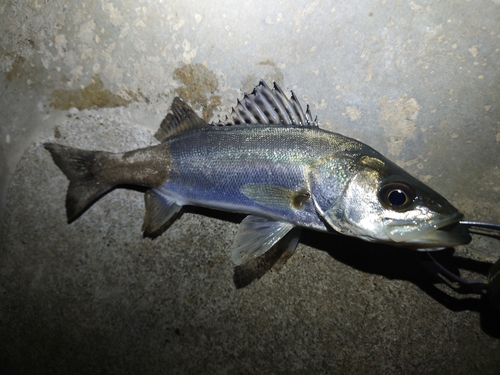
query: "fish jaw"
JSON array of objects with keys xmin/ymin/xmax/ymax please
[{"xmin": 382, "ymin": 212, "xmax": 471, "ymax": 249}]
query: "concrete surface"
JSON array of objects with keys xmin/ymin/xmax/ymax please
[{"xmin": 1, "ymin": 0, "xmax": 500, "ymax": 373}]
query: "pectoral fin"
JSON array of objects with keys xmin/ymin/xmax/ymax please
[
  {"xmin": 241, "ymin": 183, "xmax": 311, "ymax": 210},
  {"xmin": 142, "ymin": 189, "xmax": 182, "ymax": 234},
  {"xmin": 231, "ymin": 215, "xmax": 295, "ymax": 265}
]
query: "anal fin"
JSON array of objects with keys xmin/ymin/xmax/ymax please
[
  {"xmin": 142, "ymin": 189, "xmax": 182, "ymax": 234},
  {"xmin": 231, "ymin": 215, "xmax": 296, "ymax": 265}
]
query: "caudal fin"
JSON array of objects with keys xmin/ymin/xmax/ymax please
[{"xmin": 44, "ymin": 143, "xmax": 114, "ymax": 222}]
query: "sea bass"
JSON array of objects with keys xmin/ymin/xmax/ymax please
[{"xmin": 45, "ymin": 80, "xmax": 471, "ymax": 265}]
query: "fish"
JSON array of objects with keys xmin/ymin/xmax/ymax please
[{"xmin": 44, "ymin": 80, "xmax": 471, "ymax": 266}]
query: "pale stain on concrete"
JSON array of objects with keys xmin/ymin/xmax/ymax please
[
  {"xmin": 173, "ymin": 63, "xmax": 221, "ymax": 120},
  {"xmin": 50, "ymin": 76, "xmax": 137, "ymax": 110}
]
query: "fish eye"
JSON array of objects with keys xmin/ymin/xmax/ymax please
[{"xmin": 379, "ymin": 182, "xmax": 416, "ymax": 211}]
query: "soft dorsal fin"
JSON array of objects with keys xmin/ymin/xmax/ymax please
[
  {"xmin": 155, "ymin": 97, "xmax": 208, "ymax": 142},
  {"xmin": 220, "ymin": 80, "xmax": 318, "ymax": 127}
]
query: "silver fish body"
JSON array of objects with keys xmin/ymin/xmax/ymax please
[
  {"xmin": 164, "ymin": 124, "xmax": 361, "ymax": 231},
  {"xmin": 45, "ymin": 80, "xmax": 471, "ymax": 266}
]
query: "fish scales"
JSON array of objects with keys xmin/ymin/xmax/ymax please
[{"xmin": 163, "ymin": 125, "xmax": 366, "ymax": 231}]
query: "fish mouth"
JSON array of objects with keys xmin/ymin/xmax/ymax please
[{"xmin": 383, "ymin": 212, "xmax": 472, "ymax": 249}]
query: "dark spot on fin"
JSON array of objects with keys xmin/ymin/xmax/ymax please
[
  {"xmin": 292, "ymin": 191, "xmax": 311, "ymax": 209},
  {"xmin": 240, "ymin": 183, "xmax": 311, "ymax": 210},
  {"xmin": 155, "ymin": 97, "xmax": 208, "ymax": 142},
  {"xmin": 221, "ymin": 80, "xmax": 319, "ymax": 127},
  {"xmin": 44, "ymin": 143, "xmax": 114, "ymax": 223},
  {"xmin": 142, "ymin": 189, "xmax": 182, "ymax": 234}
]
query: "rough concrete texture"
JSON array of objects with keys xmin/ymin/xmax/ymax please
[{"xmin": 1, "ymin": 0, "xmax": 500, "ymax": 374}]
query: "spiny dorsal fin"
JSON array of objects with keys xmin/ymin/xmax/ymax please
[
  {"xmin": 155, "ymin": 97, "xmax": 208, "ymax": 142},
  {"xmin": 220, "ymin": 80, "xmax": 318, "ymax": 127}
]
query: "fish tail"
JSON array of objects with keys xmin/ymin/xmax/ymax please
[{"xmin": 44, "ymin": 143, "xmax": 115, "ymax": 223}]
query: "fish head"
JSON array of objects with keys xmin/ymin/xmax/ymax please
[{"xmin": 315, "ymin": 153, "xmax": 471, "ymax": 249}]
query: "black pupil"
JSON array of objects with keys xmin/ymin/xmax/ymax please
[{"xmin": 388, "ymin": 189, "xmax": 407, "ymax": 206}]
